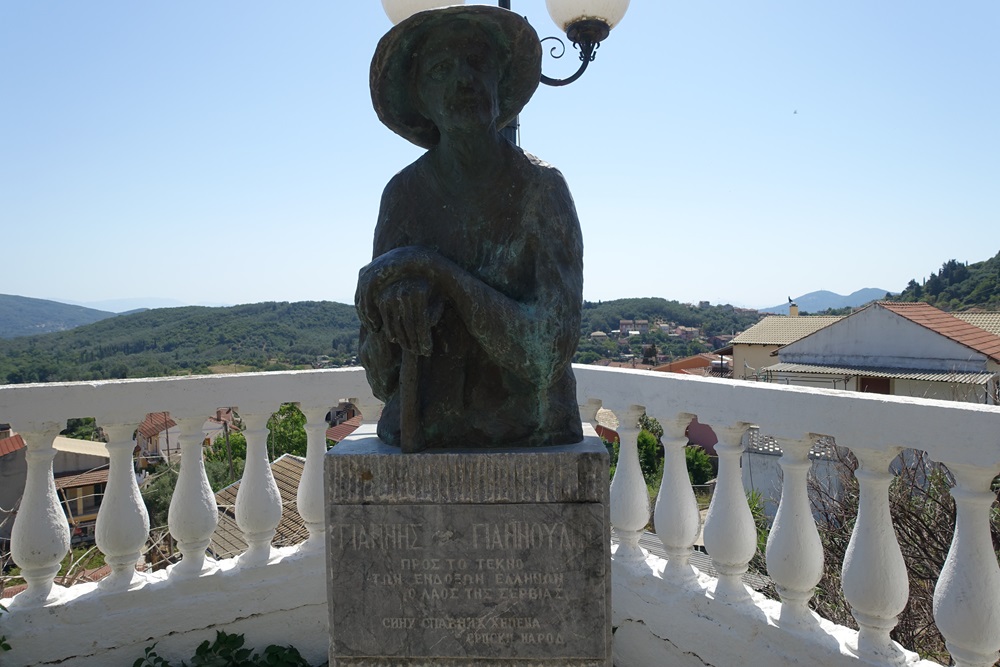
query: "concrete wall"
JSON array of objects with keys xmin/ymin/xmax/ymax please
[
  {"xmin": 894, "ymin": 378, "xmax": 991, "ymax": 403},
  {"xmin": 733, "ymin": 345, "xmax": 780, "ymax": 379},
  {"xmin": 611, "ymin": 553, "xmax": 939, "ymax": 667},
  {"xmin": 54, "ymin": 452, "xmax": 109, "ymax": 475},
  {"xmin": 1, "ymin": 548, "xmax": 329, "ymax": 667}
]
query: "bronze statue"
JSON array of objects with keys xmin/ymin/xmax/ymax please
[{"xmin": 357, "ymin": 6, "xmax": 583, "ymax": 451}]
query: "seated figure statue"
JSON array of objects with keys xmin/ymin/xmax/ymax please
[{"xmin": 357, "ymin": 6, "xmax": 583, "ymax": 451}]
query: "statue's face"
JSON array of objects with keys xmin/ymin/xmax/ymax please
[{"xmin": 415, "ymin": 24, "xmax": 502, "ymax": 136}]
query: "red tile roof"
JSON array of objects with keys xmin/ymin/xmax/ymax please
[
  {"xmin": 879, "ymin": 302, "xmax": 1000, "ymax": 362},
  {"xmin": 326, "ymin": 415, "xmax": 363, "ymax": 443},
  {"xmin": 595, "ymin": 424, "xmax": 619, "ymax": 445},
  {"xmin": 0, "ymin": 433, "xmax": 26, "ymax": 457},
  {"xmin": 594, "ymin": 359, "xmax": 658, "ymax": 371},
  {"xmin": 2, "ymin": 583, "xmax": 27, "ymax": 599},
  {"xmin": 54, "ymin": 468, "xmax": 110, "ymax": 490},
  {"xmin": 137, "ymin": 412, "xmax": 177, "ymax": 440}
]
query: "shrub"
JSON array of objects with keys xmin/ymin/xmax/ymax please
[{"xmin": 134, "ymin": 631, "xmax": 310, "ymax": 667}]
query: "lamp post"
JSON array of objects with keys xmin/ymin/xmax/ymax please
[{"xmin": 380, "ymin": 0, "xmax": 630, "ymax": 143}]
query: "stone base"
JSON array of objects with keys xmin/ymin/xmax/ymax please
[{"xmin": 325, "ymin": 424, "xmax": 611, "ymax": 667}]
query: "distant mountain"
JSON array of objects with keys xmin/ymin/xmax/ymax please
[
  {"xmin": 896, "ymin": 251, "xmax": 1000, "ymax": 310},
  {"xmin": 75, "ymin": 297, "xmax": 187, "ymax": 312},
  {"xmin": 61, "ymin": 297, "xmax": 232, "ymax": 312},
  {"xmin": 0, "ymin": 294, "xmax": 117, "ymax": 338},
  {"xmin": 760, "ymin": 288, "xmax": 892, "ymax": 315},
  {"xmin": 0, "ymin": 300, "xmax": 360, "ymax": 384}
]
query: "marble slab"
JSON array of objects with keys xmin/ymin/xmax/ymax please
[{"xmin": 325, "ymin": 426, "xmax": 611, "ymax": 667}]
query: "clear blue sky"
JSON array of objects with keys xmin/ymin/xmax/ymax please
[{"xmin": 2, "ymin": 2, "xmax": 998, "ymax": 311}]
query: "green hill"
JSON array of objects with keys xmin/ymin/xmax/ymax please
[
  {"xmin": 896, "ymin": 251, "xmax": 1000, "ymax": 310},
  {"xmin": 0, "ymin": 301, "xmax": 360, "ymax": 384},
  {"xmin": 0, "ymin": 296, "xmax": 763, "ymax": 385},
  {"xmin": 580, "ymin": 297, "xmax": 761, "ymax": 338},
  {"xmin": 0, "ymin": 294, "xmax": 116, "ymax": 338}
]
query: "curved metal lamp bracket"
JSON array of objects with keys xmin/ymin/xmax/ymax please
[{"xmin": 538, "ymin": 19, "xmax": 612, "ymax": 88}]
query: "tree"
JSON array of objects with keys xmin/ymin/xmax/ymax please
[
  {"xmin": 636, "ymin": 430, "xmax": 660, "ymax": 480},
  {"xmin": 925, "ymin": 273, "xmax": 944, "ymax": 297},
  {"xmin": 265, "ymin": 403, "xmax": 307, "ymax": 460},
  {"xmin": 685, "ymin": 446, "xmax": 713, "ymax": 485},
  {"xmin": 59, "ymin": 417, "xmax": 107, "ymax": 441},
  {"xmin": 637, "ymin": 414, "xmax": 663, "ymax": 442}
]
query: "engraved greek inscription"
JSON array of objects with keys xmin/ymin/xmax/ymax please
[
  {"xmin": 472, "ymin": 522, "xmax": 572, "ymax": 550},
  {"xmin": 420, "ymin": 587, "xmax": 460, "ymax": 601},
  {"xmin": 368, "ymin": 573, "xmax": 403, "ymax": 585},
  {"xmin": 476, "ymin": 558, "xmax": 524, "ymax": 570},
  {"xmin": 400, "ymin": 558, "xmax": 441, "ymax": 570},
  {"xmin": 493, "ymin": 572, "xmax": 563, "ymax": 586},
  {"xmin": 497, "ymin": 587, "xmax": 561, "ymax": 600},
  {"xmin": 465, "ymin": 588, "xmax": 491, "ymax": 600},
  {"xmin": 333, "ymin": 523, "xmax": 423, "ymax": 550},
  {"xmin": 411, "ymin": 572, "xmax": 485, "ymax": 586}
]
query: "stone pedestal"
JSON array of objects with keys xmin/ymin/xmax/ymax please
[{"xmin": 325, "ymin": 424, "xmax": 611, "ymax": 667}]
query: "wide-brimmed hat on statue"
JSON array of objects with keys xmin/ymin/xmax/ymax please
[{"xmin": 370, "ymin": 5, "xmax": 542, "ymax": 149}]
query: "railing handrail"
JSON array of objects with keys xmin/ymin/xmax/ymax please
[
  {"xmin": 0, "ymin": 367, "xmax": 377, "ymax": 434},
  {"xmin": 573, "ymin": 364, "xmax": 1000, "ymax": 468}
]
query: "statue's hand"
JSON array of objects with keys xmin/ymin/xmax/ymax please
[
  {"xmin": 356, "ymin": 247, "xmax": 447, "ymax": 336},
  {"xmin": 376, "ymin": 277, "xmax": 444, "ymax": 356}
]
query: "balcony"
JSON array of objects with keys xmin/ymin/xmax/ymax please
[{"xmin": 1, "ymin": 366, "xmax": 998, "ymax": 666}]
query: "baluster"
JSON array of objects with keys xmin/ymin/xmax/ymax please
[
  {"xmin": 96, "ymin": 423, "xmax": 150, "ymax": 591},
  {"xmin": 654, "ymin": 412, "xmax": 700, "ymax": 584},
  {"xmin": 702, "ymin": 422, "xmax": 756, "ymax": 602},
  {"xmin": 297, "ymin": 406, "xmax": 331, "ymax": 553},
  {"xmin": 766, "ymin": 436, "xmax": 823, "ymax": 626},
  {"xmin": 932, "ymin": 462, "xmax": 1000, "ymax": 667},
  {"xmin": 841, "ymin": 446, "xmax": 908, "ymax": 665},
  {"xmin": 349, "ymin": 395, "xmax": 382, "ymax": 430},
  {"xmin": 235, "ymin": 412, "xmax": 282, "ymax": 567},
  {"xmin": 9, "ymin": 426, "xmax": 69, "ymax": 607},
  {"xmin": 609, "ymin": 404, "xmax": 650, "ymax": 565},
  {"xmin": 168, "ymin": 416, "xmax": 218, "ymax": 578}
]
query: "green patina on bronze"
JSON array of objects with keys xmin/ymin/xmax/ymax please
[{"xmin": 356, "ymin": 6, "xmax": 583, "ymax": 451}]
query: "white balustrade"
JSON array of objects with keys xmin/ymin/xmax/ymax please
[
  {"xmin": 608, "ymin": 404, "xmax": 650, "ymax": 564},
  {"xmin": 653, "ymin": 412, "xmax": 700, "ymax": 583},
  {"xmin": 765, "ymin": 436, "xmax": 824, "ymax": 626},
  {"xmin": 702, "ymin": 422, "xmax": 758, "ymax": 603},
  {"xmin": 841, "ymin": 446, "xmax": 909, "ymax": 665},
  {"xmin": 932, "ymin": 462, "xmax": 1000, "ymax": 667},
  {"xmin": 167, "ymin": 416, "xmax": 219, "ymax": 578},
  {"xmin": 9, "ymin": 426, "xmax": 70, "ymax": 607},
  {"xmin": 1, "ymin": 365, "xmax": 999, "ymax": 667},
  {"xmin": 235, "ymin": 412, "xmax": 283, "ymax": 567},
  {"xmin": 297, "ymin": 405, "xmax": 331, "ymax": 552},
  {"xmin": 95, "ymin": 423, "xmax": 150, "ymax": 591}
]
